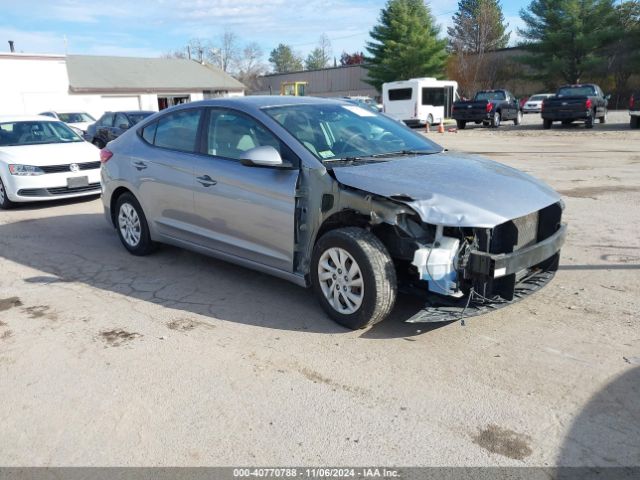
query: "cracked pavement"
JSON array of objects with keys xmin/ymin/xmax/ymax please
[{"xmin": 0, "ymin": 111, "xmax": 638, "ymax": 466}]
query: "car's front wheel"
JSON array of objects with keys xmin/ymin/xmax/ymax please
[
  {"xmin": 456, "ymin": 120, "xmax": 466, "ymax": 130},
  {"xmin": 632, "ymin": 116, "xmax": 640, "ymax": 129},
  {"xmin": 115, "ymin": 193, "xmax": 156, "ymax": 256},
  {"xmin": 0, "ymin": 177, "xmax": 15, "ymax": 210},
  {"xmin": 311, "ymin": 227, "xmax": 396, "ymax": 330}
]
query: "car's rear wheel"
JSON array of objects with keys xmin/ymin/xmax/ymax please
[
  {"xmin": 543, "ymin": 119, "xmax": 552, "ymax": 129},
  {"xmin": 490, "ymin": 111, "xmax": 501, "ymax": 128},
  {"xmin": 311, "ymin": 227, "xmax": 396, "ymax": 330},
  {"xmin": 456, "ymin": 120, "xmax": 466, "ymax": 130},
  {"xmin": 514, "ymin": 110, "xmax": 523, "ymax": 125},
  {"xmin": 632, "ymin": 116, "xmax": 640, "ymax": 129},
  {"xmin": 115, "ymin": 193, "xmax": 156, "ymax": 256},
  {"xmin": 599, "ymin": 111, "xmax": 607, "ymax": 124},
  {"xmin": 0, "ymin": 177, "xmax": 15, "ymax": 210}
]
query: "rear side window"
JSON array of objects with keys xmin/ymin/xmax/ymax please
[
  {"xmin": 141, "ymin": 122, "xmax": 157, "ymax": 144},
  {"xmin": 100, "ymin": 113, "xmax": 114, "ymax": 126},
  {"xmin": 388, "ymin": 88, "xmax": 412, "ymax": 101},
  {"xmin": 152, "ymin": 109, "xmax": 202, "ymax": 153}
]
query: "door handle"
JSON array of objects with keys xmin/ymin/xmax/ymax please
[
  {"xmin": 133, "ymin": 161, "xmax": 147, "ymax": 171},
  {"xmin": 197, "ymin": 174, "xmax": 217, "ymax": 187}
]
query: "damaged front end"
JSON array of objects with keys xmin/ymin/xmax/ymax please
[{"xmin": 396, "ymin": 202, "xmax": 566, "ymax": 322}]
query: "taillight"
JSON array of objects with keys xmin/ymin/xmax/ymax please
[
  {"xmin": 100, "ymin": 148, "xmax": 113, "ymax": 163},
  {"xmin": 585, "ymin": 98, "xmax": 592, "ymax": 110},
  {"xmin": 486, "ymin": 102, "xmax": 494, "ymax": 112},
  {"xmin": 541, "ymin": 100, "xmax": 545, "ymax": 112}
]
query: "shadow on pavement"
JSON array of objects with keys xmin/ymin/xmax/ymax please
[
  {"xmin": 0, "ymin": 212, "xmax": 449, "ymax": 338},
  {"xmin": 555, "ymin": 367, "xmax": 640, "ymax": 477}
]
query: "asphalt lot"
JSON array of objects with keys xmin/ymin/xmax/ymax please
[{"xmin": 0, "ymin": 111, "xmax": 638, "ymax": 466}]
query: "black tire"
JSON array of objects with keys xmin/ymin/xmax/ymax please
[
  {"xmin": 92, "ymin": 138, "xmax": 105, "ymax": 149},
  {"xmin": 456, "ymin": 120, "xmax": 466, "ymax": 130},
  {"xmin": 311, "ymin": 227, "xmax": 397, "ymax": 330},
  {"xmin": 0, "ymin": 177, "xmax": 15, "ymax": 210},
  {"xmin": 632, "ymin": 116, "xmax": 640, "ymax": 129},
  {"xmin": 490, "ymin": 111, "xmax": 501, "ymax": 128},
  {"xmin": 514, "ymin": 110, "xmax": 523, "ymax": 125},
  {"xmin": 114, "ymin": 192, "xmax": 156, "ymax": 256},
  {"xmin": 543, "ymin": 119, "xmax": 552, "ymax": 130}
]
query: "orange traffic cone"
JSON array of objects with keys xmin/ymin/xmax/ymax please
[{"xmin": 438, "ymin": 120, "xmax": 445, "ymax": 134}]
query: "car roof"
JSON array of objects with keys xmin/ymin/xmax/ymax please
[
  {"xmin": 0, "ymin": 115, "xmax": 61, "ymax": 123},
  {"xmin": 185, "ymin": 95, "xmax": 346, "ymax": 109}
]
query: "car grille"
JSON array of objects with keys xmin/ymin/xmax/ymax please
[
  {"xmin": 39, "ymin": 161, "xmax": 101, "ymax": 174},
  {"xmin": 18, "ymin": 183, "xmax": 101, "ymax": 197}
]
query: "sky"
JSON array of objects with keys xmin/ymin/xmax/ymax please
[{"xmin": 0, "ymin": 0, "xmax": 530, "ymax": 63}]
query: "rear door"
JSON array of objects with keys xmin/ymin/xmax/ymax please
[
  {"xmin": 135, "ymin": 108, "xmax": 202, "ymax": 241},
  {"xmin": 191, "ymin": 108, "xmax": 299, "ymax": 272}
]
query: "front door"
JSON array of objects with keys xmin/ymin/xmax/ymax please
[{"xmin": 192, "ymin": 108, "xmax": 299, "ymax": 272}]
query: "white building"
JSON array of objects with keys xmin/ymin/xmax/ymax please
[{"xmin": 0, "ymin": 53, "xmax": 245, "ymax": 118}]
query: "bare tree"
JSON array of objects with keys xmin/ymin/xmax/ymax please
[
  {"xmin": 208, "ymin": 31, "xmax": 240, "ymax": 72},
  {"xmin": 236, "ymin": 42, "xmax": 268, "ymax": 90}
]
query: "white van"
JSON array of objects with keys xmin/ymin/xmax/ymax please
[{"xmin": 382, "ymin": 78, "xmax": 459, "ymax": 126}]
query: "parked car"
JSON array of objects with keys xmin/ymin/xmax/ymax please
[
  {"xmin": 452, "ymin": 89, "xmax": 522, "ymax": 129},
  {"xmin": 630, "ymin": 92, "xmax": 640, "ymax": 129},
  {"xmin": 39, "ymin": 111, "xmax": 96, "ymax": 135},
  {"xmin": 0, "ymin": 116, "xmax": 101, "ymax": 209},
  {"xmin": 541, "ymin": 84, "xmax": 608, "ymax": 129},
  {"xmin": 100, "ymin": 97, "xmax": 566, "ymax": 329},
  {"xmin": 522, "ymin": 93, "xmax": 554, "ymax": 114},
  {"xmin": 519, "ymin": 97, "xmax": 529, "ymax": 109},
  {"xmin": 86, "ymin": 111, "xmax": 154, "ymax": 148}
]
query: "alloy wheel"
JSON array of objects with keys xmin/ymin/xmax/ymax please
[
  {"xmin": 317, "ymin": 247, "xmax": 364, "ymax": 314},
  {"xmin": 118, "ymin": 203, "xmax": 142, "ymax": 247}
]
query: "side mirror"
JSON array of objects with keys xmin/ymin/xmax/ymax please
[
  {"xmin": 119, "ymin": 123, "xmax": 130, "ymax": 130},
  {"xmin": 605, "ymin": 94, "xmax": 611, "ymax": 101},
  {"xmin": 240, "ymin": 146, "xmax": 285, "ymax": 168}
]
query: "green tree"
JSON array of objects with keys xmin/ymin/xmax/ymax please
[
  {"xmin": 518, "ymin": 0, "xmax": 618, "ymax": 84},
  {"xmin": 305, "ymin": 34, "xmax": 332, "ymax": 70},
  {"xmin": 365, "ymin": 0, "xmax": 448, "ymax": 90},
  {"xmin": 448, "ymin": 0, "xmax": 510, "ymax": 53},
  {"xmin": 269, "ymin": 44, "xmax": 303, "ymax": 73}
]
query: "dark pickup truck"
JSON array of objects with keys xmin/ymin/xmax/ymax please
[
  {"xmin": 452, "ymin": 89, "xmax": 522, "ymax": 129},
  {"xmin": 541, "ymin": 84, "xmax": 609, "ymax": 129},
  {"xmin": 630, "ymin": 92, "xmax": 640, "ymax": 129}
]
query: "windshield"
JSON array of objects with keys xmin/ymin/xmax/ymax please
[
  {"xmin": 557, "ymin": 86, "xmax": 596, "ymax": 97},
  {"xmin": 264, "ymin": 103, "xmax": 442, "ymax": 163},
  {"xmin": 0, "ymin": 121, "xmax": 84, "ymax": 146},
  {"xmin": 475, "ymin": 91, "xmax": 506, "ymax": 101},
  {"xmin": 57, "ymin": 112, "xmax": 95, "ymax": 123}
]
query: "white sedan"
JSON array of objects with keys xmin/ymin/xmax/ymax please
[
  {"xmin": 0, "ymin": 116, "xmax": 101, "ymax": 209},
  {"xmin": 522, "ymin": 93, "xmax": 554, "ymax": 114}
]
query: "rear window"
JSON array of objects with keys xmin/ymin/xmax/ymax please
[
  {"xmin": 557, "ymin": 86, "xmax": 596, "ymax": 97},
  {"xmin": 388, "ymin": 88, "xmax": 412, "ymax": 101},
  {"xmin": 529, "ymin": 95, "xmax": 548, "ymax": 101},
  {"xmin": 475, "ymin": 91, "xmax": 506, "ymax": 101}
]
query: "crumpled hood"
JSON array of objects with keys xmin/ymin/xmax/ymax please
[{"xmin": 332, "ymin": 152, "xmax": 561, "ymax": 228}]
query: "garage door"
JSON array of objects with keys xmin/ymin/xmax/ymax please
[{"xmin": 101, "ymin": 96, "xmax": 141, "ymax": 112}]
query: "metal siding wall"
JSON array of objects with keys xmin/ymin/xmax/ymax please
[{"xmin": 254, "ymin": 65, "xmax": 379, "ymax": 99}]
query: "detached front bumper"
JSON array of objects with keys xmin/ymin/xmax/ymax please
[{"xmin": 468, "ymin": 224, "xmax": 567, "ymax": 279}]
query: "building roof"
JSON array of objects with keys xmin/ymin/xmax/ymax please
[{"xmin": 66, "ymin": 55, "xmax": 245, "ymax": 93}]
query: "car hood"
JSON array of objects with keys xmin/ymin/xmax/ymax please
[
  {"xmin": 331, "ymin": 152, "xmax": 561, "ymax": 228},
  {"xmin": 0, "ymin": 141, "xmax": 100, "ymax": 167}
]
